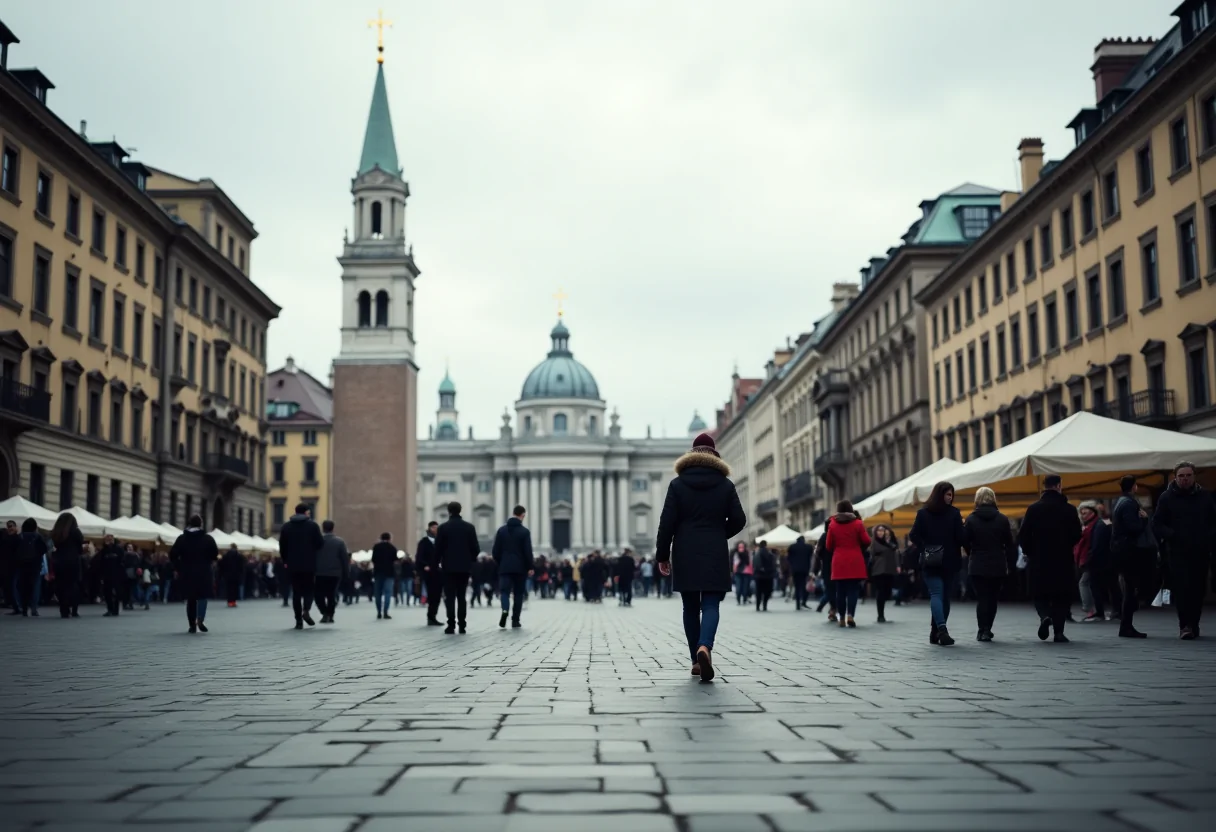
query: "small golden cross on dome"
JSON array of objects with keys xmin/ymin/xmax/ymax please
[
  {"xmin": 553, "ymin": 287, "xmax": 569, "ymax": 318},
  {"xmin": 368, "ymin": 9, "xmax": 393, "ymax": 64}
]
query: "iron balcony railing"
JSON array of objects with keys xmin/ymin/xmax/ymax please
[
  {"xmin": 204, "ymin": 453, "xmax": 250, "ymax": 478},
  {"xmin": 0, "ymin": 377, "xmax": 51, "ymax": 422},
  {"xmin": 1092, "ymin": 389, "xmax": 1175, "ymax": 423}
]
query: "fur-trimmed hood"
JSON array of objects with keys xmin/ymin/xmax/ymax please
[{"xmin": 674, "ymin": 450, "xmax": 731, "ymax": 479}]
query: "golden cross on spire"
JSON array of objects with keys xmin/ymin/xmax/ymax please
[
  {"xmin": 368, "ymin": 9, "xmax": 393, "ymax": 64},
  {"xmin": 553, "ymin": 287, "xmax": 569, "ymax": 318}
]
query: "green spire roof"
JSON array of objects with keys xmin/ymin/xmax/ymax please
[
  {"xmin": 358, "ymin": 64, "xmax": 400, "ymax": 176},
  {"xmin": 438, "ymin": 371, "xmax": 456, "ymax": 394}
]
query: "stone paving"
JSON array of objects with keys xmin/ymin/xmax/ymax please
[{"xmin": 1, "ymin": 592, "xmax": 1215, "ymax": 832}]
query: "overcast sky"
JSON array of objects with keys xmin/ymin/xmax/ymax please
[{"xmin": 6, "ymin": 0, "xmax": 1171, "ymax": 439}]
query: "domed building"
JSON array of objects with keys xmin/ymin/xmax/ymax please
[{"xmin": 417, "ymin": 317, "xmax": 698, "ymax": 555}]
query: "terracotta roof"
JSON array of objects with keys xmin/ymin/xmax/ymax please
[{"xmin": 267, "ymin": 362, "xmax": 333, "ymax": 424}]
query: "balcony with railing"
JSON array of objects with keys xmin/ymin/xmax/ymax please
[
  {"xmin": 813, "ymin": 369, "xmax": 850, "ymax": 407},
  {"xmin": 204, "ymin": 453, "xmax": 249, "ymax": 487},
  {"xmin": 783, "ymin": 471, "xmax": 819, "ymax": 507},
  {"xmin": 0, "ymin": 377, "xmax": 52, "ymax": 426},
  {"xmin": 1092, "ymin": 389, "xmax": 1176, "ymax": 427},
  {"xmin": 756, "ymin": 498, "xmax": 779, "ymax": 517}
]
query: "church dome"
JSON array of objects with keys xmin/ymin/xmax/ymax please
[
  {"xmin": 688, "ymin": 411, "xmax": 707, "ymax": 434},
  {"xmin": 520, "ymin": 319, "xmax": 601, "ymax": 401},
  {"xmin": 438, "ymin": 371, "xmax": 456, "ymax": 395}
]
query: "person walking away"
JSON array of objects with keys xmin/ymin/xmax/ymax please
[
  {"xmin": 399, "ymin": 554, "xmax": 416, "ymax": 607},
  {"xmin": 436, "ymin": 502, "xmax": 480, "ymax": 634},
  {"xmin": 732, "ymin": 542, "xmax": 750, "ymax": 605},
  {"xmin": 753, "ymin": 540, "xmax": 776, "ymax": 611},
  {"xmin": 617, "ymin": 549, "xmax": 637, "ymax": 607},
  {"xmin": 169, "ymin": 517, "xmax": 219, "ymax": 633},
  {"xmin": 221, "ymin": 544, "xmax": 244, "ymax": 607},
  {"xmin": 370, "ymin": 533, "xmax": 399, "ymax": 620},
  {"xmin": 1152, "ymin": 461, "xmax": 1216, "ymax": 640},
  {"xmin": 120, "ymin": 544, "xmax": 142, "ymax": 610},
  {"xmin": 0, "ymin": 520, "xmax": 17, "ymax": 615},
  {"xmin": 909, "ymin": 481, "xmax": 967, "ymax": 646},
  {"xmin": 492, "ymin": 504, "xmax": 533, "ymax": 628},
  {"xmin": 416, "ymin": 521, "xmax": 442, "ymax": 625},
  {"xmin": 1112, "ymin": 476, "xmax": 1153, "ymax": 637},
  {"xmin": 868, "ymin": 525, "xmax": 900, "ymax": 623},
  {"xmin": 562, "ymin": 559, "xmax": 576, "ymax": 600},
  {"xmin": 639, "ymin": 557, "xmax": 652, "ymax": 597},
  {"xmin": 824, "ymin": 503, "xmax": 869, "ymax": 627},
  {"xmin": 97, "ymin": 534, "xmax": 125, "ymax": 617},
  {"xmin": 49, "ymin": 513, "xmax": 84, "ymax": 618},
  {"xmin": 963, "ymin": 487, "xmax": 1017, "ymax": 641},
  {"xmin": 1078, "ymin": 502, "xmax": 1113, "ymax": 623},
  {"xmin": 1018, "ymin": 475, "xmax": 1083, "ymax": 643},
  {"xmin": 316, "ymin": 520, "xmax": 349, "ymax": 624},
  {"xmin": 812, "ymin": 521, "xmax": 837, "ymax": 619},
  {"xmin": 787, "ymin": 535, "xmax": 813, "ymax": 611},
  {"xmin": 12, "ymin": 518, "xmax": 48, "ymax": 616},
  {"xmin": 278, "ymin": 503, "xmax": 325, "ymax": 629},
  {"xmin": 655, "ymin": 433, "xmax": 747, "ymax": 682}
]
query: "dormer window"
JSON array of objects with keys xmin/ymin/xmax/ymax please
[{"xmin": 959, "ymin": 205, "xmax": 999, "ymax": 239}]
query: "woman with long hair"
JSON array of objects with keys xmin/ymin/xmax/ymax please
[
  {"xmin": 824, "ymin": 501, "xmax": 870, "ymax": 627},
  {"xmin": 963, "ymin": 487, "xmax": 1017, "ymax": 641},
  {"xmin": 868, "ymin": 524, "xmax": 900, "ymax": 623},
  {"xmin": 656, "ymin": 433, "xmax": 747, "ymax": 682},
  {"xmin": 909, "ymin": 481, "xmax": 967, "ymax": 646},
  {"xmin": 50, "ymin": 513, "xmax": 85, "ymax": 618}
]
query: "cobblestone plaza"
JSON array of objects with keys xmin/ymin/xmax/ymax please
[{"xmin": 1, "ymin": 597, "xmax": 1214, "ymax": 832}]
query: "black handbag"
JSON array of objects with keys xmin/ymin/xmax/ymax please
[{"xmin": 920, "ymin": 544, "xmax": 945, "ymax": 570}]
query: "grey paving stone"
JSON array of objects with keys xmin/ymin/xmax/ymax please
[
  {"xmin": 666, "ymin": 793, "xmax": 807, "ymax": 813},
  {"xmin": 516, "ymin": 792, "xmax": 662, "ymax": 812},
  {"xmin": 249, "ymin": 818, "xmax": 359, "ymax": 832},
  {"xmin": 135, "ymin": 798, "xmax": 272, "ymax": 821},
  {"xmin": 504, "ymin": 814, "xmax": 678, "ymax": 832},
  {"xmin": 685, "ymin": 815, "xmax": 772, "ymax": 832},
  {"xmin": 770, "ymin": 813, "xmax": 1135, "ymax": 831}
]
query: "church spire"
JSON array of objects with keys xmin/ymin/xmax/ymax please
[{"xmin": 358, "ymin": 63, "xmax": 400, "ymax": 176}]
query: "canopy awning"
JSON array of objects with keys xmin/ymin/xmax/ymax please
[
  {"xmin": 755, "ymin": 524, "xmax": 803, "ymax": 547},
  {"xmin": 108, "ymin": 515, "xmax": 167, "ymax": 544},
  {"xmin": 62, "ymin": 506, "xmax": 109, "ymax": 538},
  {"xmin": 0, "ymin": 496, "xmax": 59, "ymax": 530}
]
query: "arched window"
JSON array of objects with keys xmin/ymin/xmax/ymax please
[
  {"xmin": 357, "ymin": 290, "xmax": 371, "ymax": 327},
  {"xmin": 370, "ymin": 201, "xmax": 383, "ymax": 238},
  {"xmin": 553, "ymin": 413, "xmax": 568, "ymax": 435},
  {"xmin": 523, "ymin": 415, "xmax": 533, "ymax": 434},
  {"xmin": 588, "ymin": 415, "xmax": 598, "ymax": 435},
  {"xmin": 375, "ymin": 290, "xmax": 390, "ymax": 327}
]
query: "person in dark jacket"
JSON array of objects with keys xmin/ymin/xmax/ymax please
[
  {"xmin": 655, "ymin": 433, "xmax": 747, "ymax": 682},
  {"xmin": 315, "ymin": 520, "xmax": 349, "ymax": 624},
  {"xmin": 12, "ymin": 518, "xmax": 48, "ymax": 617},
  {"xmin": 278, "ymin": 503, "xmax": 325, "ymax": 629},
  {"xmin": 416, "ymin": 521, "xmax": 442, "ymax": 625},
  {"xmin": 752, "ymin": 540, "xmax": 777, "ymax": 612},
  {"xmin": 435, "ymin": 502, "xmax": 480, "ymax": 634},
  {"xmin": 1018, "ymin": 475, "xmax": 1083, "ymax": 643},
  {"xmin": 169, "ymin": 516, "xmax": 219, "ymax": 633},
  {"xmin": 370, "ymin": 533, "xmax": 399, "ymax": 620},
  {"xmin": 617, "ymin": 549, "xmax": 637, "ymax": 607},
  {"xmin": 1151, "ymin": 461, "xmax": 1216, "ymax": 639},
  {"xmin": 731, "ymin": 542, "xmax": 750, "ymax": 605},
  {"xmin": 812, "ymin": 521, "xmax": 837, "ymax": 617},
  {"xmin": 868, "ymin": 525, "xmax": 900, "ymax": 624},
  {"xmin": 492, "ymin": 505, "xmax": 534, "ymax": 628},
  {"xmin": 221, "ymin": 544, "xmax": 245, "ymax": 607},
  {"xmin": 49, "ymin": 513, "xmax": 85, "ymax": 618},
  {"xmin": 909, "ymin": 481, "xmax": 967, "ymax": 646},
  {"xmin": 1078, "ymin": 502, "xmax": 1113, "ymax": 623},
  {"xmin": 96, "ymin": 534, "xmax": 125, "ymax": 617},
  {"xmin": 1112, "ymin": 475, "xmax": 1152, "ymax": 637},
  {"xmin": 963, "ymin": 487, "xmax": 1017, "ymax": 642},
  {"xmin": 787, "ymin": 535, "xmax": 813, "ymax": 610},
  {"xmin": 0, "ymin": 520, "xmax": 18, "ymax": 615},
  {"xmin": 120, "ymin": 544, "xmax": 142, "ymax": 610}
]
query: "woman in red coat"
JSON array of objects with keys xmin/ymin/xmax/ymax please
[{"xmin": 825, "ymin": 500, "xmax": 871, "ymax": 628}]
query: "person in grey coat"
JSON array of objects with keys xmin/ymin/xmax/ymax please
[
  {"xmin": 964, "ymin": 487, "xmax": 1017, "ymax": 642},
  {"xmin": 315, "ymin": 521, "xmax": 350, "ymax": 625},
  {"xmin": 867, "ymin": 525, "xmax": 900, "ymax": 624}
]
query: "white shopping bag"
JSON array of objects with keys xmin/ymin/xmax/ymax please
[
  {"xmin": 1015, "ymin": 547, "xmax": 1028, "ymax": 570},
  {"xmin": 1151, "ymin": 588, "xmax": 1171, "ymax": 607}
]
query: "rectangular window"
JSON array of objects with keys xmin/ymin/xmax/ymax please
[
  {"xmin": 0, "ymin": 144, "xmax": 17, "ymax": 195},
  {"xmin": 1203, "ymin": 92, "xmax": 1216, "ymax": 151},
  {"xmin": 1086, "ymin": 269, "xmax": 1103, "ymax": 331},
  {"xmin": 152, "ymin": 320, "xmax": 162, "ymax": 371},
  {"xmin": 967, "ymin": 343, "xmax": 977, "ymax": 391},
  {"xmin": 29, "ymin": 463, "xmax": 45, "ymax": 506},
  {"xmin": 1109, "ymin": 256, "xmax": 1127, "ymax": 319},
  {"xmin": 59, "ymin": 470, "xmax": 74, "ymax": 511},
  {"xmin": 239, "ymin": 247, "xmax": 247, "ymax": 272},
  {"xmin": 215, "ymin": 222, "xmax": 224, "ymax": 247},
  {"xmin": 978, "ymin": 273, "xmax": 988, "ymax": 313},
  {"xmin": 88, "ymin": 282, "xmax": 104, "ymax": 341},
  {"xmin": 112, "ymin": 293, "xmax": 125, "ymax": 352},
  {"xmin": 131, "ymin": 484, "xmax": 141, "ymax": 516},
  {"xmin": 131, "ymin": 403, "xmax": 142, "ymax": 450},
  {"xmin": 66, "ymin": 191, "xmax": 80, "ymax": 237},
  {"xmin": 1044, "ymin": 295, "xmax": 1059, "ymax": 352},
  {"xmin": 174, "ymin": 267, "xmax": 183, "ymax": 303},
  {"xmin": 1027, "ymin": 305, "xmax": 1041, "ymax": 360},
  {"xmin": 239, "ymin": 366, "xmax": 247, "ymax": 408},
  {"xmin": 1102, "ymin": 168, "xmax": 1120, "ymax": 220},
  {"xmin": 87, "ymin": 387, "xmax": 102, "ymax": 437},
  {"xmin": 1060, "ymin": 207, "xmax": 1074, "ymax": 251},
  {"xmin": 110, "ymin": 480, "xmax": 122, "ymax": 519},
  {"xmin": 934, "ymin": 364, "xmax": 942, "ymax": 408},
  {"xmin": 1189, "ymin": 345, "xmax": 1210, "ymax": 410},
  {"xmin": 63, "ymin": 265, "xmax": 79, "ymax": 330},
  {"xmin": 32, "ymin": 249, "xmax": 51, "ymax": 315},
  {"xmin": 227, "ymin": 236, "xmax": 235, "ymax": 261},
  {"xmin": 154, "ymin": 255, "xmax": 164, "ymax": 293},
  {"xmin": 61, "ymin": 378, "xmax": 77, "ymax": 431},
  {"xmin": 303, "ymin": 429, "xmax": 318, "ymax": 446},
  {"xmin": 1064, "ymin": 284, "xmax": 1080, "ymax": 343},
  {"xmin": 1179, "ymin": 214, "xmax": 1199, "ymax": 287},
  {"xmin": 91, "ymin": 208, "xmax": 106, "ymax": 253},
  {"xmin": 932, "ymin": 313, "xmax": 939, "ymax": 346},
  {"xmin": 187, "ymin": 335, "xmax": 197, "ymax": 383},
  {"xmin": 952, "ymin": 296, "xmax": 961, "ymax": 330},
  {"xmin": 173, "ymin": 329, "xmax": 182, "ymax": 375},
  {"xmin": 272, "ymin": 459, "xmax": 285, "ymax": 483},
  {"xmin": 202, "ymin": 343, "xmax": 211, "ymax": 391},
  {"xmin": 1023, "ymin": 236, "xmax": 1035, "ymax": 281},
  {"xmin": 1171, "ymin": 115, "xmax": 1190, "ymax": 172},
  {"xmin": 110, "ymin": 397, "xmax": 123, "ymax": 443},
  {"xmin": 185, "ymin": 424, "xmax": 195, "ymax": 463},
  {"xmin": 132, "ymin": 306, "xmax": 144, "ymax": 361},
  {"xmin": 114, "ymin": 225, "xmax": 127, "ymax": 268},
  {"xmin": 943, "ymin": 358, "xmax": 952, "ymax": 404},
  {"xmin": 1209, "ymin": 199, "xmax": 1216, "ymax": 276},
  {"xmin": 1080, "ymin": 189, "xmax": 1095, "ymax": 237},
  {"xmin": 996, "ymin": 325, "xmax": 1008, "ymax": 376},
  {"xmin": 272, "ymin": 430, "xmax": 286, "ymax": 446},
  {"xmin": 1006, "ymin": 251, "xmax": 1016, "ymax": 292},
  {"xmin": 1010, "ymin": 317, "xmax": 1023, "ymax": 368},
  {"xmin": 203, "ymin": 285, "xmax": 211, "ymax": 320},
  {"xmin": 1135, "ymin": 143, "xmax": 1154, "ymax": 196},
  {"xmin": 955, "ymin": 349, "xmax": 964, "ymax": 398},
  {"xmin": 35, "ymin": 169, "xmax": 51, "ymax": 216},
  {"xmin": 189, "ymin": 276, "xmax": 198, "ymax": 312},
  {"xmin": 1040, "ymin": 220, "xmax": 1053, "ymax": 266},
  {"xmin": 993, "ymin": 262, "xmax": 1002, "ymax": 301},
  {"xmin": 1142, "ymin": 235, "xmax": 1160, "ymax": 303},
  {"xmin": 135, "ymin": 240, "xmax": 146, "ymax": 283},
  {"xmin": 304, "ymin": 459, "xmax": 317, "ymax": 483},
  {"xmin": 964, "ymin": 287, "xmax": 973, "ymax": 323},
  {"xmin": 272, "ymin": 500, "xmax": 286, "ymax": 527},
  {"xmin": 86, "ymin": 475, "xmax": 99, "ymax": 514},
  {"xmin": 981, "ymin": 337, "xmax": 991, "ymax": 384}
]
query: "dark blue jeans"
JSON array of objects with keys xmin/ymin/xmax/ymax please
[
  {"xmin": 500, "ymin": 574, "xmax": 527, "ymax": 621},
  {"xmin": 681, "ymin": 591, "xmax": 724, "ymax": 663},
  {"xmin": 835, "ymin": 578, "xmax": 862, "ymax": 618},
  {"xmin": 373, "ymin": 576, "xmax": 394, "ymax": 613},
  {"xmin": 923, "ymin": 570, "xmax": 955, "ymax": 629}
]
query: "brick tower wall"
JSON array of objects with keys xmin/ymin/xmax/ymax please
[{"xmin": 331, "ymin": 361, "xmax": 418, "ymax": 552}]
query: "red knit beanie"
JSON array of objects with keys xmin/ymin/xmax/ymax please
[{"xmin": 691, "ymin": 432, "xmax": 720, "ymax": 457}]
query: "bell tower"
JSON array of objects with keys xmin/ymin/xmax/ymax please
[{"xmin": 331, "ymin": 33, "xmax": 420, "ymax": 549}]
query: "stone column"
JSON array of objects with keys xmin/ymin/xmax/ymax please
[
  {"xmin": 421, "ymin": 474, "xmax": 435, "ymax": 529},
  {"xmin": 526, "ymin": 472, "xmax": 538, "ymax": 531},
  {"xmin": 538, "ymin": 471, "xmax": 550, "ymax": 550},
  {"xmin": 605, "ymin": 472, "xmax": 618, "ymax": 550},
  {"xmin": 494, "ymin": 472, "xmax": 506, "ymax": 522},
  {"xmin": 571, "ymin": 471, "xmax": 584, "ymax": 549},
  {"xmin": 591, "ymin": 471, "xmax": 604, "ymax": 550},
  {"xmin": 460, "ymin": 473, "xmax": 475, "ymax": 518},
  {"xmin": 617, "ymin": 472, "xmax": 630, "ymax": 550},
  {"xmin": 649, "ymin": 471, "xmax": 664, "ymax": 546}
]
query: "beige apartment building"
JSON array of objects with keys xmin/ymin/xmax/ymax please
[
  {"xmin": 0, "ymin": 19, "xmax": 278, "ymax": 530},
  {"xmin": 922, "ymin": 17, "xmax": 1216, "ymax": 460},
  {"xmin": 810, "ymin": 185, "xmax": 1004, "ymax": 508},
  {"xmin": 266, "ymin": 358, "xmax": 333, "ymax": 532}
]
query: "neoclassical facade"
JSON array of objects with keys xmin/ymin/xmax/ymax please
[{"xmin": 417, "ymin": 318, "xmax": 692, "ymax": 554}]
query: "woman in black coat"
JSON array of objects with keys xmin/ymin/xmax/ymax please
[
  {"xmin": 655, "ymin": 433, "xmax": 747, "ymax": 682},
  {"xmin": 909, "ymin": 481, "xmax": 967, "ymax": 646},
  {"xmin": 963, "ymin": 487, "xmax": 1017, "ymax": 642},
  {"xmin": 169, "ymin": 515, "xmax": 220, "ymax": 633},
  {"xmin": 221, "ymin": 544, "xmax": 244, "ymax": 607},
  {"xmin": 49, "ymin": 513, "xmax": 85, "ymax": 618}
]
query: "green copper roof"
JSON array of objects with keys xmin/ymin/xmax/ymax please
[
  {"xmin": 438, "ymin": 371, "xmax": 456, "ymax": 394},
  {"xmin": 358, "ymin": 64, "xmax": 400, "ymax": 176},
  {"xmin": 910, "ymin": 183, "xmax": 1002, "ymax": 245}
]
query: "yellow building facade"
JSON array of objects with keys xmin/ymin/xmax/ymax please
[
  {"xmin": 0, "ymin": 20, "xmax": 279, "ymax": 531},
  {"xmin": 922, "ymin": 22, "xmax": 1216, "ymax": 462},
  {"xmin": 266, "ymin": 358, "xmax": 333, "ymax": 532}
]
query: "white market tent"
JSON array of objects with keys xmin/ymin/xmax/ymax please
[
  {"xmin": 755, "ymin": 524, "xmax": 803, "ymax": 547},
  {"xmin": 804, "ymin": 457, "xmax": 963, "ymax": 540},
  {"xmin": 159, "ymin": 523, "xmax": 182, "ymax": 544},
  {"xmin": 62, "ymin": 506, "xmax": 109, "ymax": 538},
  {"xmin": 254, "ymin": 536, "xmax": 279, "ymax": 554},
  {"xmin": 0, "ymin": 496, "xmax": 60, "ymax": 530},
  {"xmin": 208, "ymin": 528, "xmax": 237, "ymax": 548},
  {"xmin": 108, "ymin": 515, "xmax": 168, "ymax": 544}
]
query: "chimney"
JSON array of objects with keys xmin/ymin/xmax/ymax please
[
  {"xmin": 79, "ymin": 120, "xmax": 87, "ymax": 138},
  {"xmin": 1018, "ymin": 138, "xmax": 1044, "ymax": 192},
  {"xmin": 285, "ymin": 356, "xmax": 296, "ymax": 374},
  {"xmin": 1091, "ymin": 38, "xmax": 1155, "ymax": 103},
  {"xmin": 830, "ymin": 281, "xmax": 860, "ymax": 312}
]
